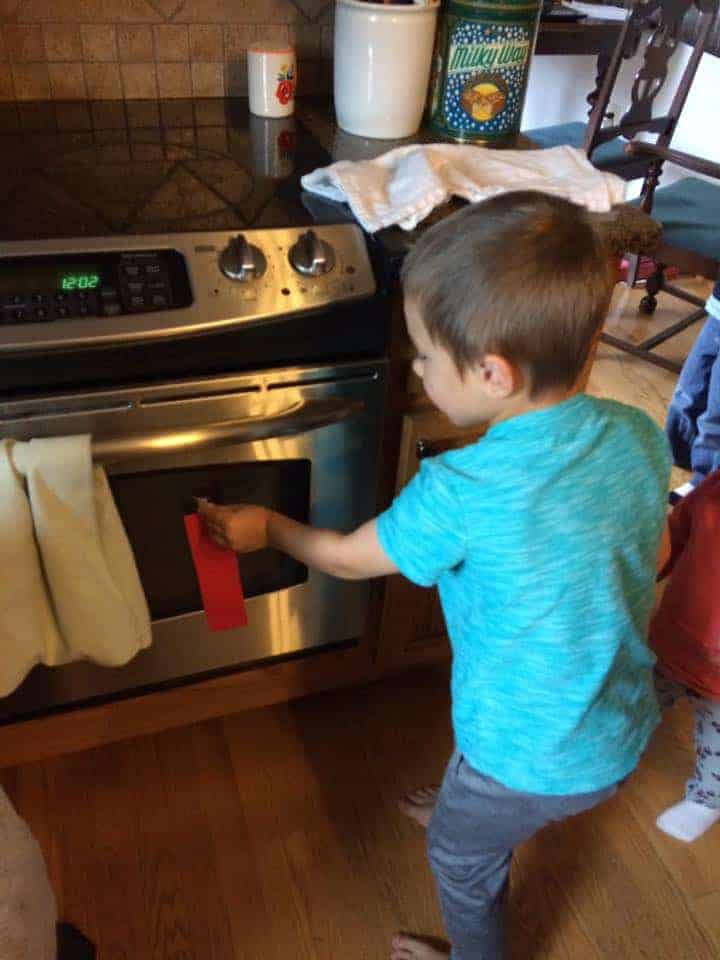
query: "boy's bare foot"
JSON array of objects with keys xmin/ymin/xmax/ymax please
[
  {"xmin": 398, "ymin": 786, "xmax": 440, "ymax": 828},
  {"xmin": 390, "ymin": 934, "xmax": 449, "ymax": 960}
]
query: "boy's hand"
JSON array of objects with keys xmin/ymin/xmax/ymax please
[{"xmin": 197, "ymin": 500, "xmax": 270, "ymax": 553}]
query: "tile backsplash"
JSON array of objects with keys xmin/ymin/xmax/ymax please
[{"xmin": 0, "ymin": 0, "xmax": 334, "ymax": 101}]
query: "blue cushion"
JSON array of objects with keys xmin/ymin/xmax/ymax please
[
  {"xmin": 524, "ymin": 121, "xmax": 632, "ymax": 171},
  {"xmin": 633, "ymin": 177, "xmax": 720, "ymax": 262}
]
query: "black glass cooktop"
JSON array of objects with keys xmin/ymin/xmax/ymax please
[{"xmin": 0, "ymin": 98, "xmax": 351, "ymax": 241}]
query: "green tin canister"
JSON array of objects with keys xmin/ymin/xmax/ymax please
[{"xmin": 428, "ymin": 0, "xmax": 542, "ymax": 142}]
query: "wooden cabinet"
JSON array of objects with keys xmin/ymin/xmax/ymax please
[{"xmin": 376, "ymin": 405, "xmax": 484, "ymax": 671}]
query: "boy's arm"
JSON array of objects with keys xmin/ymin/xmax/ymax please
[{"xmin": 198, "ymin": 501, "xmax": 399, "ymax": 581}]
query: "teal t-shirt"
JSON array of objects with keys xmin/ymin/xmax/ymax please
[{"xmin": 377, "ymin": 395, "xmax": 671, "ymax": 795}]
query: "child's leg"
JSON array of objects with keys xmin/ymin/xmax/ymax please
[
  {"xmin": 690, "ymin": 343, "xmax": 720, "ymax": 486},
  {"xmin": 419, "ymin": 751, "xmax": 615, "ymax": 960},
  {"xmin": 657, "ymin": 691, "xmax": 720, "ymax": 842},
  {"xmin": 666, "ymin": 309, "xmax": 720, "ymax": 476}
]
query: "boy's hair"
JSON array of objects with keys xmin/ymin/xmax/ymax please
[{"xmin": 401, "ymin": 191, "xmax": 615, "ymax": 398}]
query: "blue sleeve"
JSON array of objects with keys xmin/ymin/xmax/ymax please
[{"xmin": 376, "ymin": 459, "xmax": 466, "ymax": 587}]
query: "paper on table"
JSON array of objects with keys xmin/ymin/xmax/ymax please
[{"xmin": 184, "ymin": 512, "xmax": 248, "ymax": 631}]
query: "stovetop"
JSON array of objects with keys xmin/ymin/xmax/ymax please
[
  {"xmin": 0, "ymin": 99, "xmax": 392, "ymax": 398},
  {"xmin": 0, "ymin": 98, "xmax": 352, "ymax": 242}
]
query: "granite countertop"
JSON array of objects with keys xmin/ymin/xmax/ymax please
[{"xmin": 0, "ymin": 94, "xmax": 661, "ymax": 259}]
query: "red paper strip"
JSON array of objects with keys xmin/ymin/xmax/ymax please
[{"xmin": 184, "ymin": 513, "xmax": 248, "ymax": 631}]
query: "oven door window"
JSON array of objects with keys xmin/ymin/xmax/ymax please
[{"xmin": 109, "ymin": 460, "xmax": 310, "ymax": 620}]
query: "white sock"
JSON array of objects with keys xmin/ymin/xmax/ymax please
[
  {"xmin": 656, "ymin": 800, "xmax": 720, "ymax": 843},
  {"xmin": 673, "ymin": 482, "xmax": 695, "ymax": 499}
]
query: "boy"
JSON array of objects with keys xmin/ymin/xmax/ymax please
[{"xmin": 200, "ymin": 191, "xmax": 671, "ymax": 960}]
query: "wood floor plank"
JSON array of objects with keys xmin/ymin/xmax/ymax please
[
  {"xmin": 187, "ymin": 720, "xmax": 290, "ymax": 960},
  {"xmin": 221, "ymin": 708, "xmax": 329, "ymax": 960},
  {"xmin": 510, "ymin": 837, "xmax": 604, "ymax": 960},
  {"xmin": 692, "ymin": 890, "xmax": 720, "ymax": 953},
  {"xmin": 128, "ymin": 728, "xmax": 235, "ymax": 960},
  {"xmin": 543, "ymin": 788, "xmax": 716, "ymax": 959},
  {"xmin": 3, "ymin": 668, "xmax": 720, "ymax": 960},
  {"xmin": 623, "ymin": 704, "xmax": 720, "ymax": 902}
]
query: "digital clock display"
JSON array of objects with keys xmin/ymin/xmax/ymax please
[{"xmin": 60, "ymin": 272, "xmax": 101, "ymax": 291}]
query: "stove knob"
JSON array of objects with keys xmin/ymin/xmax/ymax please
[
  {"xmin": 289, "ymin": 230, "xmax": 336, "ymax": 277},
  {"xmin": 219, "ymin": 234, "xmax": 267, "ymax": 282}
]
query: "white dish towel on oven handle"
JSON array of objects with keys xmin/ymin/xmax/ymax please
[
  {"xmin": 0, "ymin": 435, "xmax": 151, "ymax": 697},
  {"xmin": 301, "ymin": 144, "xmax": 627, "ymax": 233}
]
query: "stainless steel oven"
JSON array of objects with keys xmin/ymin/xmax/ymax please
[{"xmin": 0, "ymin": 224, "xmax": 389, "ymax": 722}]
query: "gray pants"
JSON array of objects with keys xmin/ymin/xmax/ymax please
[
  {"xmin": 427, "ymin": 751, "xmax": 617, "ymax": 960},
  {"xmin": 655, "ymin": 668, "xmax": 720, "ymax": 809}
]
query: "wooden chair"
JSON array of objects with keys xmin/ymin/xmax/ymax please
[
  {"xmin": 599, "ymin": 141, "xmax": 720, "ymax": 373},
  {"xmin": 526, "ymin": 0, "xmax": 718, "ymax": 184}
]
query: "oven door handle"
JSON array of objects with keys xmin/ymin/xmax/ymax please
[{"xmin": 91, "ymin": 396, "xmax": 364, "ymax": 465}]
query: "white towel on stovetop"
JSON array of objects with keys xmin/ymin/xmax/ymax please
[
  {"xmin": 301, "ymin": 144, "xmax": 626, "ymax": 233},
  {"xmin": 0, "ymin": 435, "xmax": 151, "ymax": 697}
]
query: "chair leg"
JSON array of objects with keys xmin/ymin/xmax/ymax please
[
  {"xmin": 624, "ymin": 253, "xmax": 641, "ymax": 287},
  {"xmin": 639, "ymin": 262, "xmax": 665, "ymax": 315}
]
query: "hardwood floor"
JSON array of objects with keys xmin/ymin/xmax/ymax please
[
  {"xmin": 2, "ymin": 280, "xmax": 719, "ymax": 959},
  {"xmin": 2, "ymin": 666, "xmax": 719, "ymax": 960}
]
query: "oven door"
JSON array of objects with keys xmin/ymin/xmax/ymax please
[{"xmin": 0, "ymin": 359, "xmax": 386, "ymax": 721}]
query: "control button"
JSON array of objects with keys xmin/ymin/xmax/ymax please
[
  {"xmin": 11, "ymin": 308, "xmax": 27, "ymax": 322},
  {"xmin": 32, "ymin": 307, "xmax": 49, "ymax": 322},
  {"xmin": 101, "ymin": 300, "xmax": 122, "ymax": 317},
  {"xmin": 126, "ymin": 281, "xmax": 145, "ymax": 295},
  {"xmin": 289, "ymin": 230, "xmax": 336, "ymax": 277},
  {"xmin": 78, "ymin": 304, "xmax": 93, "ymax": 317},
  {"xmin": 121, "ymin": 264, "xmax": 141, "ymax": 278},
  {"xmin": 147, "ymin": 280, "xmax": 169, "ymax": 292},
  {"xmin": 128, "ymin": 294, "xmax": 146, "ymax": 311},
  {"xmin": 5, "ymin": 294, "xmax": 25, "ymax": 306},
  {"xmin": 100, "ymin": 286, "xmax": 119, "ymax": 301},
  {"xmin": 144, "ymin": 262, "xmax": 163, "ymax": 276},
  {"xmin": 54, "ymin": 292, "xmax": 68, "ymax": 303},
  {"xmin": 150, "ymin": 293, "xmax": 169, "ymax": 308},
  {"xmin": 31, "ymin": 293, "xmax": 47, "ymax": 305},
  {"xmin": 55, "ymin": 305, "xmax": 71, "ymax": 319},
  {"xmin": 219, "ymin": 235, "xmax": 267, "ymax": 283}
]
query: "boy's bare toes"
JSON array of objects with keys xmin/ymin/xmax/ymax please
[
  {"xmin": 397, "ymin": 786, "xmax": 440, "ymax": 828},
  {"xmin": 390, "ymin": 933, "xmax": 449, "ymax": 960}
]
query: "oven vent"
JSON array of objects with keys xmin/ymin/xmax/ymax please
[
  {"xmin": 266, "ymin": 370, "xmax": 378, "ymax": 391},
  {"xmin": 0, "ymin": 400, "xmax": 133, "ymax": 423},
  {"xmin": 138, "ymin": 385, "xmax": 261, "ymax": 407}
]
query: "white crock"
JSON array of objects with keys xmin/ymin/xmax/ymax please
[{"xmin": 334, "ymin": 0, "xmax": 441, "ymax": 140}]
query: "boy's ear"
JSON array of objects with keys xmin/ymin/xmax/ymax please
[{"xmin": 476, "ymin": 354, "xmax": 518, "ymax": 398}]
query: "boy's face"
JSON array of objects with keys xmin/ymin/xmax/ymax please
[{"xmin": 405, "ymin": 299, "xmax": 512, "ymax": 427}]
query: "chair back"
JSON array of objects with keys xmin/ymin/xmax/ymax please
[{"xmin": 583, "ymin": 0, "xmax": 719, "ymax": 173}]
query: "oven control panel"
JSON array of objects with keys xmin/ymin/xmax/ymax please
[
  {"xmin": 0, "ymin": 225, "xmax": 376, "ymax": 352},
  {"xmin": 0, "ymin": 249, "xmax": 192, "ymax": 327}
]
